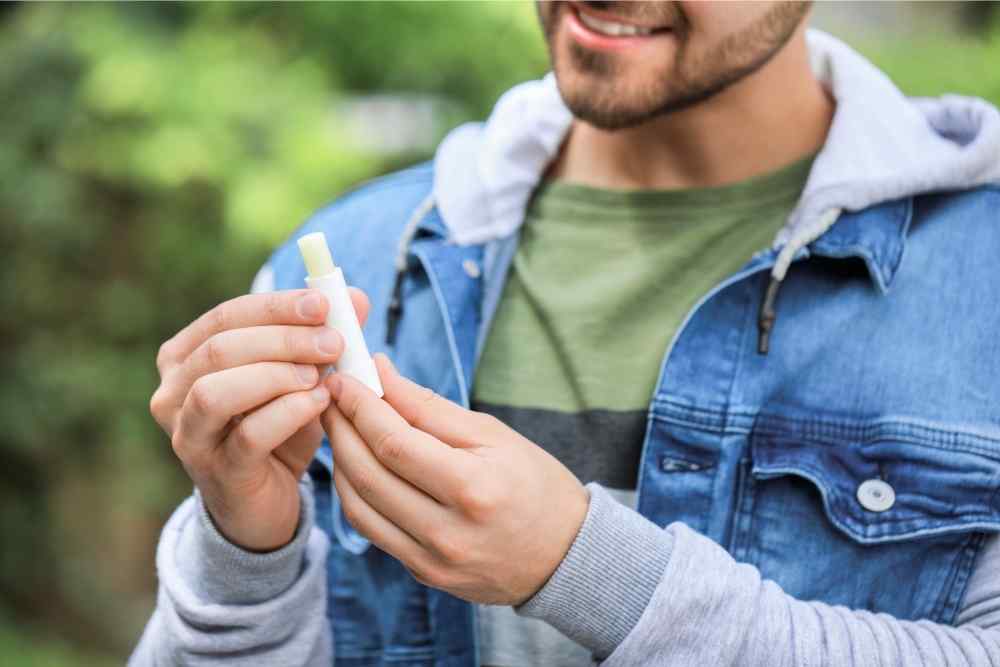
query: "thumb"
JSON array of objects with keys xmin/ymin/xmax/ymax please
[{"xmin": 373, "ymin": 353, "xmax": 484, "ymax": 448}]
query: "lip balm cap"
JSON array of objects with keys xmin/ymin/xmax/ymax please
[{"xmin": 297, "ymin": 232, "xmax": 336, "ymax": 278}]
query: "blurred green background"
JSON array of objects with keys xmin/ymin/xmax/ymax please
[{"xmin": 1, "ymin": 2, "xmax": 998, "ymax": 664}]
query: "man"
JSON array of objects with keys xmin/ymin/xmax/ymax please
[{"xmin": 132, "ymin": 1, "xmax": 1000, "ymax": 665}]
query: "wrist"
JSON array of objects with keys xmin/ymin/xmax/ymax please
[
  {"xmin": 202, "ymin": 492, "xmax": 301, "ymax": 554},
  {"xmin": 522, "ymin": 480, "xmax": 591, "ymax": 606},
  {"xmin": 514, "ymin": 481, "xmax": 673, "ymax": 660},
  {"xmin": 178, "ymin": 482, "xmax": 314, "ymax": 604}
]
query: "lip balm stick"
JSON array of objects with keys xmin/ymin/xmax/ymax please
[{"xmin": 297, "ymin": 232, "xmax": 384, "ymax": 397}]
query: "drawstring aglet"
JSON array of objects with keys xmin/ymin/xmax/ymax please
[
  {"xmin": 757, "ymin": 276, "xmax": 781, "ymax": 355},
  {"xmin": 385, "ymin": 270, "xmax": 405, "ymax": 346}
]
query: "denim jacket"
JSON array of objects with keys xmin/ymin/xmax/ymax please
[{"xmin": 260, "ymin": 156, "xmax": 1000, "ymax": 664}]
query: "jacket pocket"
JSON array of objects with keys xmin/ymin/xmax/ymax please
[
  {"xmin": 751, "ymin": 416, "xmax": 1000, "ymax": 543},
  {"xmin": 736, "ymin": 415, "xmax": 1000, "ymax": 623}
]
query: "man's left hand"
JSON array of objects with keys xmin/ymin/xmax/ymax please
[{"xmin": 319, "ymin": 353, "xmax": 590, "ymax": 606}]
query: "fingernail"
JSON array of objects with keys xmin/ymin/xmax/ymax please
[
  {"xmin": 317, "ymin": 328, "xmax": 342, "ymax": 356},
  {"xmin": 327, "ymin": 374, "xmax": 342, "ymax": 400},
  {"xmin": 295, "ymin": 363, "xmax": 318, "ymax": 386},
  {"xmin": 311, "ymin": 385, "xmax": 330, "ymax": 403},
  {"xmin": 298, "ymin": 293, "xmax": 323, "ymax": 320}
]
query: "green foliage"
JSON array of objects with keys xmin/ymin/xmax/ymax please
[
  {"xmin": 0, "ymin": 609, "xmax": 117, "ymax": 667},
  {"xmin": 1, "ymin": 2, "xmax": 998, "ymax": 663},
  {"xmin": 858, "ymin": 31, "xmax": 1000, "ymax": 104}
]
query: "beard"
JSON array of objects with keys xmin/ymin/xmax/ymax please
[{"xmin": 540, "ymin": 1, "xmax": 812, "ymax": 131}]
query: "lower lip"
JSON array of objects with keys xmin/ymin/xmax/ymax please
[{"xmin": 564, "ymin": 4, "xmax": 669, "ymax": 53}]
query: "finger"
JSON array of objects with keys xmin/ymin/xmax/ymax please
[
  {"xmin": 178, "ymin": 324, "xmax": 343, "ymax": 390},
  {"xmin": 272, "ymin": 418, "xmax": 325, "ymax": 480},
  {"xmin": 332, "ymin": 464, "xmax": 428, "ymax": 569},
  {"xmin": 158, "ymin": 290, "xmax": 329, "ymax": 372},
  {"xmin": 159, "ymin": 324, "xmax": 339, "ymax": 432},
  {"xmin": 373, "ymin": 353, "xmax": 495, "ymax": 449},
  {"xmin": 222, "ymin": 384, "xmax": 332, "ymax": 469},
  {"xmin": 324, "ymin": 370, "xmax": 472, "ymax": 505},
  {"xmin": 348, "ymin": 286, "xmax": 371, "ymax": 328},
  {"xmin": 322, "ymin": 401, "xmax": 449, "ymax": 544},
  {"xmin": 177, "ymin": 362, "xmax": 321, "ymax": 447}
]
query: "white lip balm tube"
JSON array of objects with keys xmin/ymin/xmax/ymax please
[{"xmin": 296, "ymin": 231, "xmax": 384, "ymax": 397}]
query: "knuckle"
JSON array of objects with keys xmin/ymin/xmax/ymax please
[
  {"xmin": 149, "ymin": 387, "xmax": 166, "ymax": 420},
  {"xmin": 170, "ymin": 429, "xmax": 188, "ymax": 461},
  {"xmin": 290, "ymin": 390, "xmax": 321, "ymax": 419},
  {"xmin": 409, "ymin": 386, "xmax": 439, "ymax": 430},
  {"xmin": 283, "ymin": 326, "xmax": 302, "ymax": 359},
  {"xmin": 343, "ymin": 391, "xmax": 364, "ymax": 422},
  {"xmin": 203, "ymin": 335, "xmax": 227, "ymax": 369},
  {"xmin": 232, "ymin": 419, "xmax": 265, "ymax": 456},
  {"xmin": 156, "ymin": 340, "xmax": 176, "ymax": 373},
  {"xmin": 340, "ymin": 498, "xmax": 363, "ymax": 533},
  {"xmin": 373, "ymin": 429, "xmax": 407, "ymax": 464},
  {"xmin": 211, "ymin": 301, "xmax": 231, "ymax": 333},
  {"xmin": 262, "ymin": 291, "xmax": 282, "ymax": 320},
  {"xmin": 457, "ymin": 482, "xmax": 497, "ymax": 521},
  {"xmin": 352, "ymin": 466, "xmax": 379, "ymax": 504},
  {"xmin": 427, "ymin": 527, "xmax": 465, "ymax": 565},
  {"xmin": 150, "ymin": 388, "xmax": 176, "ymax": 431},
  {"xmin": 407, "ymin": 557, "xmax": 438, "ymax": 587},
  {"xmin": 283, "ymin": 363, "xmax": 308, "ymax": 389},
  {"xmin": 188, "ymin": 378, "xmax": 219, "ymax": 416}
]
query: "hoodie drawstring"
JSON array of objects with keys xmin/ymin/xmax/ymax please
[
  {"xmin": 757, "ymin": 208, "xmax": 842, "ymax": 354},
  {"xmin": 385, "ymin": 193, "xmax": 436, "ymax": 346}
]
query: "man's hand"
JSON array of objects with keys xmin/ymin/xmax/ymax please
[
  {"xmin": 150, "ymin": 287, "xmax": 370, "ymax": 552},
  {"xmin": 320, "ymin": 354, "xmax": 590, "ymax": 606}
]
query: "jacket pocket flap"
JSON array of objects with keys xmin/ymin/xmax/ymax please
[{"xmin": 750, "ymin": 417, "xmax": 1000, "ymax": 544}]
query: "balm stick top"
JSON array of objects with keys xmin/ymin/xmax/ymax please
[{"xmin": 297, "ymin": 232, "xmax": 336, "ymax": 278}]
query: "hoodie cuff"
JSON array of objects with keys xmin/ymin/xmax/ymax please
[
  {"xmin": 513, "ymin": 481, "xmax": 673, "ymax": 660},
  {"xmin": 176, "ymin": 480, "xmax": 315, "ymax": 606}
]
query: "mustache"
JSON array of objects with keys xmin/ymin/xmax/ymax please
[{"xmin": 579, "ymin": 1, "xmax": 685, "ymax": 27}]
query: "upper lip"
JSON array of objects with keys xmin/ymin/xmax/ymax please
[{"xmin": 569, "ymin": 2, "xmax": 672, "ymax": 31}]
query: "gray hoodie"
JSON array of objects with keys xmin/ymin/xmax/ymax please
[{"xmin": 130, "ymin": 28, "xmax": 1000, "ymax": 666}]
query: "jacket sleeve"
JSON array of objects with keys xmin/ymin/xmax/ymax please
[
  {"xmin": 514, "ymin": 481, "xmax": 1000, "ymax": 666},
  {"xmin": 127, "ymin": 475, "xmax": 333, "ymax": 666}
]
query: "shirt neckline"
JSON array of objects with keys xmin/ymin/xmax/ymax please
[{"xmin": 527, "ymin": 151, "xmax": 818, "ymax": 222}]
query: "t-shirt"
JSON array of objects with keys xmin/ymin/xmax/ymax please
[{"xmin": 469, "ymin": 153, "xmax": 817, "ymax": 666}]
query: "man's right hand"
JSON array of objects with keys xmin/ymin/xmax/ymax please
[{"xmin": 150, "ymin": 287, "xmax": 370, "ymax": 552}]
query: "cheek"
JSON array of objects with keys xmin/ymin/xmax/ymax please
[{"xmin": 536, "ymin": 0, "xmax": 561, "ymax": 38}]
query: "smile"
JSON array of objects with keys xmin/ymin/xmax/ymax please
[
  {"xmin": 564, "ymin": 2, "xmax": 673, "ymax": 52},
  {"xmin": 577, "ymin": 11, "xmax": 656, "ymax": 37}
]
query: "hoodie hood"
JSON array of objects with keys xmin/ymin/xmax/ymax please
[{"xmin": 432, "ymin": 28, "xmax": 1000, "ymax": 252}]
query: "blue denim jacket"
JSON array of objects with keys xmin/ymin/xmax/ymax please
[{"xmin": 261, "ymin": 158, "xmax": 1000, "ymax": 666}]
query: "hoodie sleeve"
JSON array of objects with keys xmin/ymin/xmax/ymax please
[
  {"xmin": 127, "ymin": 476, "xmax": 333, "ymax": 666},
  {"xmin": 514, "ymin": 481, "xmax": 1000, "ymax": 666}
]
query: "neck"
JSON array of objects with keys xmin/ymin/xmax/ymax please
[{"xmin": 547, "ymin": 25, "xmax": 834, "ymax": 190}]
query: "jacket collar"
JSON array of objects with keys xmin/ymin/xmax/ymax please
[
  {"xmin": 415, "ymin": 203, "xmax": 449, "ymax": 239},
  {"xmin": 807, "ymin": 197, "xmax": 913, "ymax": 294},
  {"xmin": 416, "ymin": 191, "xmax": 914, "ymax": 295}
]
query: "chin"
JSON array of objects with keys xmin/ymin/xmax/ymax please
[{"xmin": 553, "ymin": 65, "xmax": 673, "ymax": 131}]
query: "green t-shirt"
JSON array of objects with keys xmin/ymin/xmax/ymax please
[
  {"xmin": 470, "ymin": 154, "xmax": 817, "ymax": 667},
  {"xmin": 472, "ymin": 153, "xmax": 817, "ymax": 492}
]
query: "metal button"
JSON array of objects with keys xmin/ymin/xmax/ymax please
[
  {"xmin": 857, "ymin": 479, "xmax": 895, "ymax": 512},
  {"xmin": 462, "ymin": 259, "xmax": 481, "ymax": 279}
]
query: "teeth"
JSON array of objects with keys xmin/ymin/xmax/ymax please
[{"xmin": 578, "ymin": 11, "xmax": 654, "ymax": 37}]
